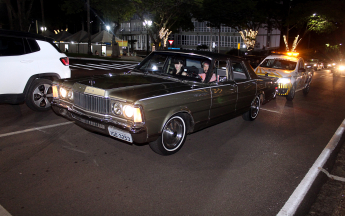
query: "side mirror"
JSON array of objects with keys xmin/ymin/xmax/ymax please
[{"xmin": 298, "ymin": 68, "xmax": 306, "ymax": 72}]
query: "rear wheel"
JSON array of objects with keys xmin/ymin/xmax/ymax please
[
  {"xmin": 25, "ymin": 79, "xmax": 53, "ymax": 112},
  {"xmin": 242, "ymin": 95, "xmax": 260, "ymax": 121},
  {"xmin": 149, "ymin": 115, "xmax": 187, "ymax": 155}
]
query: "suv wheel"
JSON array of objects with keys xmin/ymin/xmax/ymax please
[{"xmin": 26, "ymin": 79, "xmax": 53, "ymax": 112}]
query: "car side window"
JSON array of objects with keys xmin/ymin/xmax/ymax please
[
  {"xmin": 215, "ymin": 60, "xmax": 228, "ymax": 82},
  {"xmin": 137, "ymin": 54, "xmax": 168, "ymax": 73},
  {"xmin": 232, "ymin": 61, "xmax": 249, "ymax": 82},
  {"xmin": 165, "ymin": 56, "xmax": 209, "ymax": 79},
  {"xmin": 0, "ymin": 36, "xmax": 25, "ymax": 56},
  {"xmin": 299, "ymin": 59, "xmax": 305, "ymax": 69},
  {"xmin": 27, "ymin": 39, "xmax": 40, "ymax": 53}
]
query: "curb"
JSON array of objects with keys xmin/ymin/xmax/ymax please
[{"xmin": 277, "ymin": 119, "xmax": 345, "ymax": 216}]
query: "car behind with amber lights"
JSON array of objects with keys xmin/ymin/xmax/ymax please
[
  {"xmin": 51, "ymin": 50, "xmax": 277, "ymax": 155},
  {"xmin": 254, "ymin": 52, "xmax": 313, "ymax": 101},
  {"xmin": 0, "ymin": 29, "xmax": 71, "ymax": 111}
]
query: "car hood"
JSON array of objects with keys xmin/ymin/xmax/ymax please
[
  {"xmin": 254, "ymin": 66, "xmax": 293, "ymax": 78},
  {"xmin": 72, "ymin": 74, "xmax": 197, "ymax": 102}
]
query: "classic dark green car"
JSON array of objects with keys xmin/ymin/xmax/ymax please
[{"xmin": 51, "ymin": 50, "xmax": 277, "ymax": 155}]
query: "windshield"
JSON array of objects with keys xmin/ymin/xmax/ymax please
[
  {"xmin": 259, "ymin": 59, "xmax": 297, "ymax": 70},
  {"xmin": 135, "ymin": 53, "xmax": 216, "ymax": 83}
]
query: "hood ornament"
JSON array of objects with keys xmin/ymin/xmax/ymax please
[{"xmin": 89, "ymin": 79, "xmax": 95, "ymax": 86}]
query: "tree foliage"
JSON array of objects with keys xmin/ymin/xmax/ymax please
[{"xmin": 2, "ymin": 0, "xmax": 35, "ymax": 31}]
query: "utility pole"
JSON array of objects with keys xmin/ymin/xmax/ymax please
[{"xmin": 87, "ymin": 0, "xmax": 92, "ymax": 55}]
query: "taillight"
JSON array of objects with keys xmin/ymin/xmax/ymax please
[{"xmin": 60, "ymin": 57, "xmax": 69, "ymax": 66}]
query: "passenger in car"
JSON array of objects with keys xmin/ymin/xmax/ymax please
[
  {"xmin": 171, "ymin": 58, "xmax": 187, "ymax": 76},
  {"xmin": 199, "ymin": 61, "xmax": 216, "ymax": 82}
]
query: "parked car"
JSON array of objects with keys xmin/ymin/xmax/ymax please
[
  {"xmin": 333, "ymin": 60, "xmax": 345, "ymax": 76},
  {"xmin": 254, "ymin": 52, "xmax": 313, "ymax": 101},
  {"xmin": 305, "ymin": 59, "xmax": 323, "ymax": 71},
  {"xmin": 51, "ymin": 50, "xmax": 277, "ymax": 155},
  {"xmin": 0, "ymin": 29, "xmax": 71, "ymax": 111}
]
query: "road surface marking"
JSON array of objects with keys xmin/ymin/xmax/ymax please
[
  {"xmin": 0, "ymin": 122, "xmax": 74, "ymax": 138},
  {"xmin": 0, "ymin": 205, "xmax": 12, "ymax": 216},
  {"xmin": 260, "ymin": 108, "xmax": 281, "ymax": 114}
]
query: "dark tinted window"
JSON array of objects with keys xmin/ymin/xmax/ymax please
[
  {"xmin": 0, "ymin": 36, "xmax": 25, "ymax": 56},
  {"xmin": 23, "ymin": 38, "xmax": 30, "ymax": 53},
  {"xmin": 27, "ymin": 39, "xmax": 40, "ymax": 52}
]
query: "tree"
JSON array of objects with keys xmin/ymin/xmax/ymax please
[
  {"xmin": 93, "ymin": 0, "xmax": 136, "ymax": 57},
  {"xmin": 132, "ymin": 0, "xmax": 200, "ymax": 50},
  {"xmin": 2, "ymin": 0, "xmax": 35, "ymax": 31}
]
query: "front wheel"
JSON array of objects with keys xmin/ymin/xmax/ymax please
[
  {"xmin": 242, "ymin": 95, "xmax": 260, "ymax": 121},
  {"xmin": 303, "ymin": 84, "xmax": 310, "ymax": 95},
  {"xmin": 149, "ymin": 115, "xmax": 187, "ymax": 155},
  {"xmin": 286, "ymin": 84, "xmax": 296, "ymax": 101},
  {"xmin": 25, "ymin": 79, "xmax": 53, "ymax": 112}
]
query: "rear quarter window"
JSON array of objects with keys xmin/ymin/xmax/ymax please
[{"xmin": 27, "ymin": 39, "xmax": 40, "ymax": 52}]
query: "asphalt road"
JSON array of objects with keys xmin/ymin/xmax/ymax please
[{"xmin": 1, "ymin": 59, "xmax": 345, "ymax": 216}]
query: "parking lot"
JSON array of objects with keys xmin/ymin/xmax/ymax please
[{"xmin": 1, "ymin": 61, "xmax": 345, "ymax": 216}]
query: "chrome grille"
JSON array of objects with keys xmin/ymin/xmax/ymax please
[{"xmin": 74, "ymin": 91, "xmax": 110, "ymax": 114}]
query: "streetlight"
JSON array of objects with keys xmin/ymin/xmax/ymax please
[
  {"xmin": 143, "ymin": 20, "xmax": 152, "ymax": 55},
  {"xmin": 106, "ymin": 25, "xmax": 110, "ymax": 31}
]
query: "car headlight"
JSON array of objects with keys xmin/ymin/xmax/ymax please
[
  {"xmin": 52, "ymin": 85, "xmax": 59, "ymax": 98},
  {"xmin": 339, "ymin": 65, "xmax": 345, "ymax": 71},
  {"xmin": 314, "ymin": 64, "xmax": 317, "ymax": 67},
  {"xmin": 277, "ymin": 78, "xmax": 291, "ymax": 84},
  {"xmin": 123, "ymin": 105, "xmax": 143, "ymax": 122},
  {"xmin": 123, "ymin": 105, "xmax": 134, "ymax": 118},
  {"xmin": 60, "ymin": 87, "xmax": 67, "ymax": 98},
  {"xmin": 113, "ymin": 102, "xmax": 122, "ymax": 115},
  {"xmin": 67, "ymin": 90, "xmax": 73, "ymax": 100}
]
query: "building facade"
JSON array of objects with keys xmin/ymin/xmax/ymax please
[{"xmin": 120, "ymin": 17, "xmax": 281, "ymax": 53}]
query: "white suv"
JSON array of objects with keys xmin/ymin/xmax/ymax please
[{"xmin": 0, "ymin": 30, "xmax": 71, "ymax": 111}]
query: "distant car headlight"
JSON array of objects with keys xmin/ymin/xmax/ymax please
[
  {"xmin": 333, "ymin": 63, "xmax": 336, "ymax": 66},
  {"xmin": 277, "ymin": 78, "xmax": 291, "ymax": 84},
  {"xmin": 314, "ymin": 64, "xmax": 317, "ymax": 67},
  {"xmin": 327, "ymin": 64, "xmax": 332, "ymax": 67},
  {"xmin": 60, "ymin": 87, "xmax": 67, "ymax": 98},
  {"xmin": 113, "ymin": 102, "xmax": 122, "ymax": 115},
  {"xmin": 339, "ymin": 65, "xmax": 345, "ymax": 71}
]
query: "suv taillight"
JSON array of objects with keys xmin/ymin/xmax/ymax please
[{"xmin": 60, "ymin": 57, "xmax": 69, "ymax": 66}]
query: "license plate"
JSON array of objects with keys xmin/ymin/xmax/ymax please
[{"xmin": 108, "ymin": 126, "xmax": 133, "ymax": 143}]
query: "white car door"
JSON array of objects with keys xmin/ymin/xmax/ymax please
[
  {"xmin": 295, "ymin": 59, "xmax": 307, "ymax": 90},
  {"xmin": 0, "ymin": 36, "xmax": 38, "ymax": 94}
]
